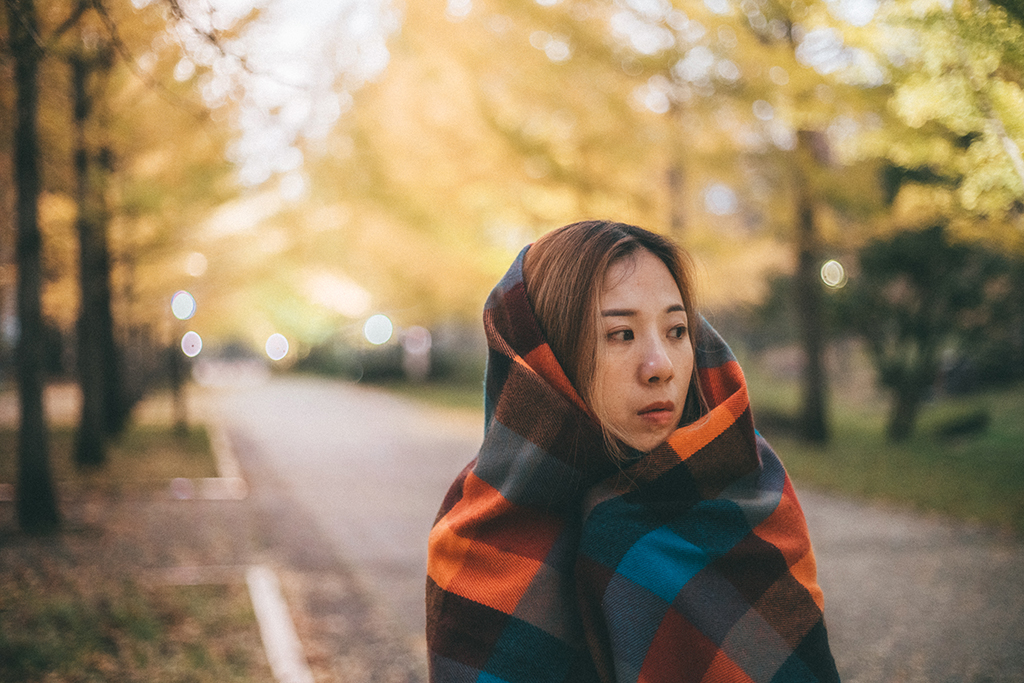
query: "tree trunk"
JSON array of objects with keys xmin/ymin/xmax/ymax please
[
  {"xmin": 667, "ymin": 103, "xmax": 687, "ymax": 238},
  {"xmin": 886, "ymin": 335, "xmax": 939, "ymax": 442},
  {"xmin": 169, "ymin": 345, "xmax": 189, "ymax": 435},
  {"xmin": 8, "ymin": 0, "xmax": 61, "ymax": 531},
  {"xmin": 72, "ymin": 52, "xmax": 107, "ymax": 467},
  {"xmin": 666, "ymin": 164, "xmax": 686, "ymax": 237},
  {"xmin": 102, "ymin": 242, "xmax": 129, "ymax": 437},
  {"xmin": 793, "ymin": 131, "xmax": 830, "ymax": 443},
  {"xmin": 887, "ymin": 382, "xmax": 925, "ymax": 442},
  {"xmin": 72, "ymin": 41, "xmax": 126, "ymax": 468}
]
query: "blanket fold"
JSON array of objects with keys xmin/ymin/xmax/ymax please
[{"xmin": 426, "ymin": 247, "xmax": 840, "ymax": 683}]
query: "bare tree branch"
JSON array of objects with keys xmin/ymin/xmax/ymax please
[
  {"xmin": 3, "ymin": 0, "xmax": 45, "ymax": 50},
  {"xmin": 47, "ymin": 0, "xmax": 89, "ymax": 46},
  {"xmin": 91, "ymin": 0, "xmax": 210, "ymax": 121}
]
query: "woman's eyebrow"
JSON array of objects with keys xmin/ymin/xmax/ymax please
[{"xmin": 601, "ymin": 304, "xmax": 687, "ymax": 317}]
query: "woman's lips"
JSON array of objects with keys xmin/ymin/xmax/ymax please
[{"xmin": 638, "ymin": 401, "xmax": 676, "ymax": 425}]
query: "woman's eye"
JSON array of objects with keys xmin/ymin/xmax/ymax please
[
  {"xmin": 609, "ymin": 329, "xmax": 634, "ymax": 342},
  {"xmin": 670, "ymin": 326, "xmax": 687, "ymax": 339}
]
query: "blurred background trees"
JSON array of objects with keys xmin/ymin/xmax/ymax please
[
  {"xmin": 3, "ymin": 0, "xmax": 1024, "ymax": 529},
  {"xmin": 2, "ymin": 0, "xmax": 238, "ymax": 529},
  {"xmin": 847, "ymin": 225, "xmax": 1019, "ymax": 441}
]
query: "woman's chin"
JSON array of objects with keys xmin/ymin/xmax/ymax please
[{"xmin": 620, "ymin": 428, "xmax": 674, "ymax": 453}]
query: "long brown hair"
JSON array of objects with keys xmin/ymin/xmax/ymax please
[{"xmin": 522, "ymin": 220, "xmax": 705, "ymax": 446}]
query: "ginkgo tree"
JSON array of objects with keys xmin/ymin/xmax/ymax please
[
  {"xmin": 299, "ymin": 0, "xmax": 802, "ymax": 325},
  {"xmin": 293, "ymin": 0, "xmax": 668, "ymax": 331},
  {"xmin": 453, "ymin": 0, "xmax": 893, "ymax": 442},
  {"xmin": 804, "ymin": 0, "xmax": 1024, "ymax": 439},
  {"xmin": 846, "ymin": 0, "xmax": 1024, "ymax": 241},
  {"xmin": 1, "ymin": 0, "xmax": 245, "ymax": 530},
  {"xmin": 135, "ymin": 0, "xmax": 406, "ymax": 354},
  {"xmin": 3, "ymin": 0, "xmax": 71, "ymax": 531},
  {"xmin": 282, "ymin": 0, "xmax": 889, "ymax": 445}
]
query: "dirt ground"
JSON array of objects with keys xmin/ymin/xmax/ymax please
[{"xmin": 0, "ymin": 464, "xmax": 426, "ymax": 683}]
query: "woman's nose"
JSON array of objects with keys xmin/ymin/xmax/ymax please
[{"xmin": 640, "ymin": 340, "xmax": 674, "ymax": 384}]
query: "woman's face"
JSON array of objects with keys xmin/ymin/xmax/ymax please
[{"xmin": 592, "ymin": 249, "xmax": 694, "ymax": 452}]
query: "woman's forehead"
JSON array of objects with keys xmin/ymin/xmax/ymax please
[{"xmin": 602, "ymin": 250, "xmax": 682, "ymax": 302}]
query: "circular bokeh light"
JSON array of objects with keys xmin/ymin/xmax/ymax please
[
  {"xmin": 820, "ymin": 259, "xmax": 848, "ymax": 289},
  {"xmin": 171, "ymin": 290, "xmax": 197, "ymax": 320},
  {"xmin": 181, "ymin": 331, "xmax": 202, "ymax": 357},
  {"xmin": 363, "ymin": 314, "xmax": 394, "ymax": 345},
  {"xmin": 266, "ymin": 333, "xmax": 289, "ymax": 361},
  {"xmin": 185, "ymin": 252, "xmax": 207, "ymax": 277}
]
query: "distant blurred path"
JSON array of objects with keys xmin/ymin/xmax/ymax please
[
  {"xmin": 207, "ymin": 374, "xmax": 1024, "ymax": 682},
  {"xmin": 206, "ymin": 374, "xmax": 480, "ymax": 654}
]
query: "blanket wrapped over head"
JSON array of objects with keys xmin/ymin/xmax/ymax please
[{"xmin": 426, "ymin": 247, "xmax": 840, "ymax": 683}]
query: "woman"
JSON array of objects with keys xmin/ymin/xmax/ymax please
[{"xmin": 426, "ymin": 221, "xmax": 839, "ymax": 683}]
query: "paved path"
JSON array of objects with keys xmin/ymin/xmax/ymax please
[
  {"xmin": 208, "ymin": 375, "xmax": 479, "ymax": 656},
  {"xmin": 803, "ymin": 492, "xmax": 1024, "ymax": 682},
  {"xmin": 208, "ymin": 374, "xmax": 1024, "ymax": 683}
]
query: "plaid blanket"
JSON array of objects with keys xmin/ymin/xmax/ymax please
[{"xmin": 426, "ymin": 247, "xmax": 840, "ymax": 683}]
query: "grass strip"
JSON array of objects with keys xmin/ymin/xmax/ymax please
[
  {"xmin": 368, "ymin": 378, "xmax": 485, "ymax": 411},
  {"xmin": 743, "ymin": 363, "xmax": 1024, "ymax": 536},
  {"xmin": 0, "ymin": 564, "xmax": 272, "ymax": 683},
  {"xmin": 0, "ymin": 423, "xmax": 218, "ymax": 487}
]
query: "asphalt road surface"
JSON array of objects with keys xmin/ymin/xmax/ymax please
[{"xmin": 210, "ymin": 374, "xmax": 1024, "ymax": 683}]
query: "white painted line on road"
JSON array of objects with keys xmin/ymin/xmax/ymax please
[
  {"xmin": 246, "ymin": 564, "xmax": 316, "ymax": 683},
  {"xmin": 164, "ymin": 425, "xmax": 249, "ymax": 500},
  {"xmin": 168, "ymin": 476, "xmax": 249, "ymax": 500},
  {"xmin": 210, "ymin": 424, "xmax": 244, "ymax": 480}
]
